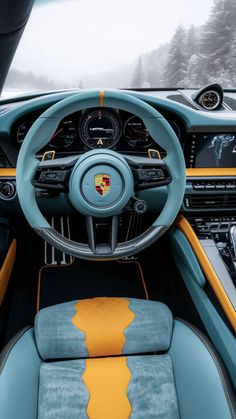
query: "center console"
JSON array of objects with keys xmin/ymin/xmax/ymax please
[{"xmin": 189, "ymin": 216, "xmax": 236, "ymax": 283}]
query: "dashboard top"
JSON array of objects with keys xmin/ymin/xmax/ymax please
[
  {"xmin": 0, "ymin": 88, "xmax": 235, "ymax": 216},
  {"xmin": 0, "ymin": 88, "xmax": 236, "ymax": 168}
]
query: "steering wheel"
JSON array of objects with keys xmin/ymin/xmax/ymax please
[{"xmin": 16, "ymin": 90, "xmax": 186, "ymax": 260}]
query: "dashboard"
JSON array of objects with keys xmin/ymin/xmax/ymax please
[
  {"xmin": 0, "ymin": 88, "xmax": 235, "ymax": 214},
  {"xmin": 11, "ymin": 107, "xmax": 182, "ymax": 158}
]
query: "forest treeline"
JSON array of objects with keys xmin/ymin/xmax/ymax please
[
  {"xmin": 132, "ymin": 0, "xmax": 236, "ymax": 88},
  {"xmin": 4, "ymin": 0, "xmax": 236, "ymax": 91}
]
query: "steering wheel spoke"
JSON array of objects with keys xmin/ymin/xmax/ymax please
[
  {"xmin": 32, "ymin": 154, "xmax": 80, "ymax": 192},
  {"xmin": 85, "ymin": 215, "xmax": 119, "ymax": 255},
  {"xmin": 123, "ymin": 154, "xmax": 172, "ymax": 190}
]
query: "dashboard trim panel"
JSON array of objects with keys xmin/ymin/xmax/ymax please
[
  {"xmin": 186, "ymin": 168, "xmax": 236, "ymax": 177},
  {"xmin": 0, "ymin": 169, "xmax": 16, "ymax": 177},
  {"xmin": 1, "ymin": 168, "xmax": 235, "ymax": 179}
]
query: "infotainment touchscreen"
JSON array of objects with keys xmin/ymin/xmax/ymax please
[{"xmin": 187, "ymin": 134, "xmax": 236, "ymax": 168}]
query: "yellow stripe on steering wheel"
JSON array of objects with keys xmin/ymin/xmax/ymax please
[{"xmin": 100, "ymin": 90, "xmax": 105, "ymax": 107}]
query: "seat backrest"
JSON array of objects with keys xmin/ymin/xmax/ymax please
[{"xmin": 35, "ymin": 297, "xmax": 173, "ymax": 359}]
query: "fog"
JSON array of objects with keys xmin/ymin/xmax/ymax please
[{"xmin": 10, "ymin": 0, "xmax": 214, "ymax": 85}]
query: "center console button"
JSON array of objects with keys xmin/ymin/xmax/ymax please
[{"xmin": 210, "ymin": 223, "xmax": 218, "ymax": 230}]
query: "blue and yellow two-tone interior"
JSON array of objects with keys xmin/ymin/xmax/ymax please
[{"xmin": 0, "ymin": 1, "xmax": 235, "ymax": 418}]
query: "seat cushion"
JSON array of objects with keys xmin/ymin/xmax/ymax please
[
  {"xmin": 35, "ymin": 297, "xmax": 172, "ymax": 359},
  {"xmin": 38, "ymin": 355, "xmax": 180, "ymax": 419}
]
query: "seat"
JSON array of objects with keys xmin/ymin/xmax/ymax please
[{"xmin": 0, "ymin": 297, "xmax": 235, "ymax": 419}]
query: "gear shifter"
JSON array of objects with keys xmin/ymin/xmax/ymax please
[{"xmin": 229, "ymin": 225, "xmax": 236, "ymax": 267}]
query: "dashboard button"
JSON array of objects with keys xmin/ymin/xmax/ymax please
[
  {"xmin": 226, "ymin": 183, "xmax": 236, "ymax": 190},
  {"xmin": 193, "ymin": 183, "xmax": 204, "ymax": 190},
  {"xmin": 205, "ymin": 183, "xmax": 215, "ymax": 190},
  {"xmin": 215, "ymin": 183, "xmax": 225, "ymax": 190}
]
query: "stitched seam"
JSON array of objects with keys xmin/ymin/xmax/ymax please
[{"xmin": 178, "ymin": 319, "xmax": 236, "ymax": 419}]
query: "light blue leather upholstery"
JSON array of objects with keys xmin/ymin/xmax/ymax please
[
  {"xmin": 0, "ymin": 329, "xmax": 41, "ymax": 419},
  {"xmin": 0, "ymin": 299, "xmax": 235, "ymax": 419}
]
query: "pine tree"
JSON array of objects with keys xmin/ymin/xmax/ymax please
[
  {"xmin": 200, "ymin": 0, "xmax": 236, "ymax": 83},
  {"xmin": 226, "ymin": 29, "xmax": 236, "ymax": 86},
  {"xmin": 131, "ymin": 57, "xmax": 145, "ymax": 87},
  {"xmin": 164, "ymin": 25, "xmax": 187, "ymax": 86},
  {"xmin": 185, "ymin": 25, "xmax": 199, "ymax": 61},
  {"xmin": 184, "ymin": 54, "xmax": 202, "ymax": 87}
]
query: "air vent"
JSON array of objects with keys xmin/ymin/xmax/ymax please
[
  {"xmin": 228, "ymin": 194, "xmax": 236, "ymax": 207},
  {"xmin": 185, "ymin": 194, "xmax": 236, "ymax": 209}
]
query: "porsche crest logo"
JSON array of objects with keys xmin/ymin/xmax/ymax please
[{"xmin": 95, "ymin": 174, "xmax": 111, "ymax": 196}]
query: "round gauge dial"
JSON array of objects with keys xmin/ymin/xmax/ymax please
[
  {"xmin": 49, "ymin": 117, "xmax": 76, "ymax": 149},
  {"xmin": 16, "ymin": 121, "xmax": 34, "ymax": 144},
  {"xmin": 124, "ymin": 116, "xmax": 153, "ymax": 148},
  {"xmin": 79, "ymin": 109, "xmax": 121, "ymax": 149},
  {"xmin": 199, "ymin": 90, "xmax": 221, "ymax": 110}
]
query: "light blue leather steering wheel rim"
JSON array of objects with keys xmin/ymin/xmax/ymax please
[{"xmin": 16, "ymin": 90, "xmax": 186, "ymax": 260}]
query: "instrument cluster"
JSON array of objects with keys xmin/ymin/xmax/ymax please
[{"xmin": 13, "ymin": 107, "xmax": 182, "ymax": 155}]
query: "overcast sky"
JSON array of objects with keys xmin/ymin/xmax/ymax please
[{"xmin": 11, "ymin": 0, "xmax": 214, "ymax": 83}]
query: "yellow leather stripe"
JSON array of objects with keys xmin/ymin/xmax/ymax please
[
  {"xmin": 2, "ymin": 167, "xmax": 236, "ymax": 179},
  {"xmin": 72, "ymin": 297, "xmax": 135, "ymax": 356},
  {"xmin": 83, "ymin": 357, "xmax": 132, "ymax": 419},
  {"xmin": 0, "ymin": 168, "xmax": 16, "ymax": 177},
  {"xmin": 0, "ymin": 239, "xmax": 17, "ymax": 305},
  {"xmin": 175, "ymin": 215, "xmax": 236, "ymax": 331},
  {"xmin": 186, "ymin": 168, "xmax": 236, "ymax": 177},
  {"xmin": 100, "ymin": 90, "xmax": 105, "ymax": 107}
]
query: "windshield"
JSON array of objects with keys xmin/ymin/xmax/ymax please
[{"xmin": 3, "ymin": 0, "xmax": 236, "ymax": 96}]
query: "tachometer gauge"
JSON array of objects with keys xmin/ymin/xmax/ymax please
[
  {"xmin": 49, "ymin": 117, "xmax": 76, "ymax": 149},
  {"xmin": 124, "ymin": 116, "xmax": 153, "ymax": 148},
  {"xmin": 79, "ymin": 108, "xmax": 121, "ymax": 149},
  {"xmin": 16, "ymin": 121, "xmax": 34, "ymax": 144},
  {"xmin": 199, "ymin": 90, "xmax": 221, "ymax": 110}
]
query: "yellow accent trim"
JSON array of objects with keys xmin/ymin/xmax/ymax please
[
  {"xmin": 42, "ymin": 150, "xmax": 55, "ymax": 161},
  {"xmin": 148, "ymin": 148, "xmax": 161, "ymax": 159},
  {"xmin": 83, "ymin": 357, "xmax": 132, "ymax": 419},
  {"xmin": 72, "ymin": 297, "xmax": 135, "ymax": 357},
  {"xmin": 0, "ymin": 239, "xmax": 17, "ymax": 306},
  {"xmin": 1, "ymin": 167, "xmax": 236, "ymax": 179},
  {"xmin": 100, "ymin": 90, "xmax": 105, "ymax": 107},
  {"xmin": 0, "ymin": 168, "xmax": 16, "ymax": 177},
  {"xmin": 175, "ymin": 215, "xmax": 236, "ymax": 331},
  {"xmin": 186, "ymin": 168, "xmax": 236, "ymax": 177}
]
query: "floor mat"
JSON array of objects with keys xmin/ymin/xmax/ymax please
[{"xmin": 38, "ymin": 259, "xmax": 148, "ymax": 310}]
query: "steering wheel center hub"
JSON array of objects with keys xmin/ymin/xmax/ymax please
[{"xmin": 69, "ymin": 150, "xmax": 134, "ymax": 217}]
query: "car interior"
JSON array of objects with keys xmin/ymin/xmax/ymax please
[{"xmin": 0, "ymin": 0, "xmax": 235, "ymax": 418}]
